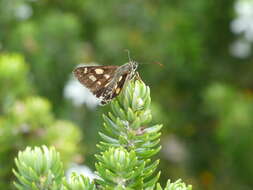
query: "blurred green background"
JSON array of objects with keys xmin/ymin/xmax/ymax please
[{"xmin": 1, "ymin": 0, "xmax": 253, "ymax": 189}]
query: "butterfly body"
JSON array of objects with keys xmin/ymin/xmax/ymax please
[{"xmin": 73, "ymin": 61, "xmax": 138, "ymax": 105}]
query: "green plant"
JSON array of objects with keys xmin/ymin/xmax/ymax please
[
  {"xmin": 0, "ymin": 53, "xmax": 82, "ymax": 190},
  {"xmin": 13, "ymin": 80, "xmax": 192, "ymax": 190}
]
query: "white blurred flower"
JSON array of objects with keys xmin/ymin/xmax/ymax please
[
  {"xmin": 66, "ymin": 164, "xmax": 98, "ymax": 181},
  {"xmin": 230, "ymin": 39, "xmax": 251, "ymax": 58},
  {"xmin": 162, "ymin": 135, "xmax": 187, "ymax": 163},
  {"xmin": 231, "ymin": 0, "xmax": 253, "ymax": 41},
  {"xmin": 230, "ymin": 0, "xmax": 253, "ymax": 58},
  {"xmin": 64, "ymin": 77, "xmax": 100, "ymax": 109},
  {"xmin": 15, "ymin": 4, "xmax": 33, "ymax": 20}
]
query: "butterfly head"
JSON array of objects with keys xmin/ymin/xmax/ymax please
[
  {"xmin": 130, "ymin": 60, "xmax": 138, "ymax": 72},
  {"xmin": 125, "ymin": 49, "xmax": 138, "ymax": 72}
]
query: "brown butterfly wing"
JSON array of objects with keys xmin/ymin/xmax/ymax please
[
  {"xmin": 111, "ymin": 73, "xmax": 129, "ymax": 99},
  {"xmin": 99, "ymin": 73, "xmax": 129, "ymax": 105},
  {"xmin": 73, "ymin": 65, "xmax": 118, "ymax": 94},
  {"xmin": 73, "ymin": 65, "xmax": 134, "ymax": 105}
]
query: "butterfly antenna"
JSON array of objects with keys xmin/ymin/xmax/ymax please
[
  {"xmin": 139, "ymin": 61, "xmax": 164, "ymax": 67},
  {"xmin": 124, "ymin": 49, "xmax": 163, "ymax": 67},
  {"xmin": 151, "ymin": 62, "xmax": 164, "ymax": 67},
  {"xmin": 124, "ymin": 49, "xmax": 132, "ymax": 62}
]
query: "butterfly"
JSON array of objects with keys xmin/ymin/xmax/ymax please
[{"xmin": 73, "ymin": 61, "xmax": 139, "ymax": 105}]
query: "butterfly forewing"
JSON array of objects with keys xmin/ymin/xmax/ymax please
[
  {"xmin": 73, "ymin": 61, "xmax": 138, "ymax": 105},
  {"xmin": 73, "ymin": 65, "xmax": 118, "ymax": 92}
]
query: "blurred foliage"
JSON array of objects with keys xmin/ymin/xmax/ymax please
[
  {"xmin": 0, "ymin": 54, "xmax": 83, "ymax": 189},
  {"xmin": 0, "ymin": 54, "xmax": 31, "ymax": 110},
  {"xmin": 204, "ymin": 84, "xmax": 253, "ymax": 187},
  {"xmin": 1, "ymin": 0, "xmax": 253, "ymax": 189}
]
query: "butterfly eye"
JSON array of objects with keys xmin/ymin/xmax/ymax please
[{"xmin": 131, "ymin": 61, "xmax": 138, "ymax": 70}]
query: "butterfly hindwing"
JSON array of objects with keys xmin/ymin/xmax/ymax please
[
  {"xmin": 98, "ymin": 73, "xmax": 129, "ymax": 105},
  {"xmin": 111, "ymin": 73, "xmax": 129, "ymax": 99}
]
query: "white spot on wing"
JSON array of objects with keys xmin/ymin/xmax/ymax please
[
  {"xmin": 104, "ymin": 74, "xmax": 110, "ymax": 79},
  {"xmin": 89, "ymin": 75, "xmax": 97, "ymax": 82},
  {"xmin": 95, "ymin": 68, "xmax": 104, "ymax": 74},
  {"xmin": 116, "ymin": 88, "xmax": 121, "ymax": 94}
]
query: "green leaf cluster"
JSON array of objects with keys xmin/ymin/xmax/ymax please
[
  {"xmin": 156, "ymin": 179, "xmax": 192, "ymax": 190},
  {"xmin": 96, "ymin": 80, "xmax": 162, "ymax": 189},
  {"xmin": 13, "ymin": 146, "xmax": 64, "ymax": 190},
  {"xmin": 96, "ymin": 147, "xmax": 143, "ymax": 189},
  {"xmin": 63, "ymin": 173, "xmax": 96, "ymax": 190},
  {"xmin": 13, "ymin": 146, "xmax": 96, "ymax": 190}
]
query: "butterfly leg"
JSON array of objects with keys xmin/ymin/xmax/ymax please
[{"xmin": 134, "ymin": 72, "xmax": 143, "ymax": 82}]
